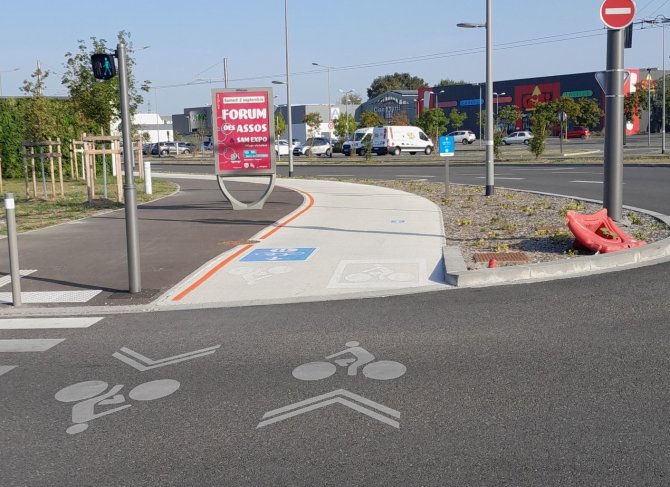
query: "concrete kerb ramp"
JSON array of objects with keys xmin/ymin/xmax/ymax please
[{"xmin": 443, "ymin": 196, "xmax": 670, "ymax": 288}]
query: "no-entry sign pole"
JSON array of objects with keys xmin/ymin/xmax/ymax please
[{"xmin": 601, "ymin": 0, "xmax": 636, "ymax": 222}]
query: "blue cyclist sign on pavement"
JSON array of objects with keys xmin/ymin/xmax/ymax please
[
  {"xmin": 241, "ymin": 248, "xmax": 317, "ymax": 262},
  {"xmin": 439, "ymin": 136, "xmax": 455, "ymax": 157}
]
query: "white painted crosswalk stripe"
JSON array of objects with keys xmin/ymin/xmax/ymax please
[
  {"xmin": 0, "ymin": 290, "xmax": 101, "ymax": 304},
  {"xmin": 0, "ymin": 339, "xmax": 65, "ymax": 352},
  {"xmin": 0, "ymin": 365, "xmax": 17, "ymax": 377},
  {"xmin": 0, "ymin": 317, "xmax": 103, "ymax": 330},
  {"xmin": 0, "ymin": 270, "xmax": 37, "ymax": 288}
]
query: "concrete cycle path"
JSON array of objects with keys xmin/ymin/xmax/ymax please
[{"xmin": 156, "ymin": 175, "xmax": 449, "ymax": 308}]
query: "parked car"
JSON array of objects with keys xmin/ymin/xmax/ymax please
[
  {"xmin": 445, "ymin": 130, "xmax": 476, "ymax": 145},
  {"xmin": 151, "ymin": 141, "xmax": 193, "ymax": 155},
  {"xmin": 566, "ymin": 127, "xmax": 590, "ymax": 139},
  {"xmin": 502, "ymin": 131, "xmax": 533, "ymax": 145},
  {"xmin": 342, "ymin": 128, "xmax": 374, "ymax": 156},
  {"xmin": 142, "ymin": 143, "xmax": 153, "ymax": 155},
  {"xmin": 202, "ymin": 140, "xmax": 213, "ymax": 151},
  {"xmin": 372, "ymin": 126, "xmax": 434, "ymax": 155},
  {"xmin": 275, "ymin": 139, "xmax": 299, "ymax": 156},
  {"xmin": 293, "ymin": 137, "xmax": 332, "ymax": 157}
]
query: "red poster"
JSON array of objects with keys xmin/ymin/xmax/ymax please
[
  {"xmin": 515, "ymin": 82, "xmax": 561, "ymax": 111},
  {"xmin": 213, "ymin": 89, "xmax": 275, "ymax": 175}
]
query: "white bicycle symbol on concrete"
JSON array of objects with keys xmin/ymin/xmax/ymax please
[
  {"xmin": 292, "ymin": 341, "xmax": 406, "ymax": 381},
  {"xmin": 55, "ymin": 379, "xmax": 180, "ymax": 435},
  {"xmin": 344, "ymin": 264, "xmax": 414, "ymax": 283}
]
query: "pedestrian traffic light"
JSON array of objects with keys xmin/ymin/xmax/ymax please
[{"xmin": 91, "ymin": 53, "xmax": 117, "ymax": 80}]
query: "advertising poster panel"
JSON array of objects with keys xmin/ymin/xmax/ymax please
[{"xmin": 212, "ymin": 88, "xmax": 275, "ymax": 176}]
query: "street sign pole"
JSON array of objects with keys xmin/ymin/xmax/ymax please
[
  {"xmin": 116, "ymin": 42, "xmax": 142, "ymax": 293},
  {"xmin": 603, "ymin": 29, "xmax": 625, "ymax": 222}
]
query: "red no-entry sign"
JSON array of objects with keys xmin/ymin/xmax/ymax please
[{"xmin": 600, "ymin": 0, "xmax": 636, "ymax": 30}]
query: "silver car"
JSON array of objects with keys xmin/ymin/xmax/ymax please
[
  {"xmin": 502, "ymin": 131, "xmax": 533, "ymax": 145},
  {"xmin": 446, "ymin": 130, "xmax": 476, "ymax": 145}
]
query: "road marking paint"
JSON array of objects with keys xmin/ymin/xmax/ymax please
[
  {"xmin": 0, "ymin": 365, "xmax": 17, "ymax": 377},
  {"xmin": 257, "ymin": 389, "xmax": 400, "ymax": 429},
  {"xmin": 0, "ymin": 270, "xmax": 37, "ymax": 288},
  {"xmin": 171, "ymin": 189, "xmax": 315, "ymax": 301},
  {"xmin": 0, "ymin": 339, "xmax": 64, "ymax": 352},
  {"xmin": 113, "ymin": 345, "xmax": 221, "ymax": 371},
  {"xmin": 571, "ymin": 180, "xmax": 604, "ymax": 184},
  {"xmin": 0, "ymin": 317, "xmax": 103, "ymax": 330},
  {"xmin": 0, "ymin": 290, "xmax": 101, "ymax": 304}
]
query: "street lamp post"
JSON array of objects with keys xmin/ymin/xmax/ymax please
[
  {"xmin": 646, "ymin": 68, "xmax": 653, "ymax": 146},
  {"xmin": 312, "ymin": 61, "xmax": 333, "ymax": 157},
  {"xmin": 432, "ymin": 90, "xmax": 445, "ymax": 144},
  {"xmin": 0, "ymin": 67, "xmax": 19, "ymax": 97},
  {"xmin": 493, "ymin": 91, "xmax": 506, "ymax": 116},
  {"xmin": 339, "ymin": 88, "xmax": 355, "ymax": 141},
  {"xmin": 643, "ymin": 16, "xmax": 670, "ymax": 153},
  {"xmin": 282, "ymin": 0, "xmax": 294, "ymax": 176},
  {"xmin": 458, "ymin": 0, "xmax": 494, "ymax": 196}
]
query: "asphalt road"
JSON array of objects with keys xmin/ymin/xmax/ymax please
[{"xmin": 2, "ymin": 160, "xmax": 670, "ymax": 486}]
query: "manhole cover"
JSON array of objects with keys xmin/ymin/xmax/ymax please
[{"xmin": 473, "ymin": 252, "xmax": 528, "ymax": 263}]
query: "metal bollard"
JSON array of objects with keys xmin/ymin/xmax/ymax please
[
  {"xmin": 143, "ymin": 161, "xmax": 152, "ymax": 195},
  {"xmin": 4, "ymin": 193, "xmax": 22, "ymax": 306}
]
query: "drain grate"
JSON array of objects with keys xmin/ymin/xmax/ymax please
[{"xmin": 473, "ymin": 252, "xmax": 528, "ymax": 263}]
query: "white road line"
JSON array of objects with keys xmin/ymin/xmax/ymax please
[
  {"xmin": 0, "ymin": 365, "xmax": 17, "ymax": 377},
  {"xmin": 571, "ymin": 180, "xmax": 604, "ymax": 184},
  {"xmin": 0, "ymin": 290, "xmax": 101, "ymax": 304},
  {"xmin": 0, "ymin": 317, "xmax": 103, "ymax": 330},
  {"xmin": 0, "ymin": 339, "xmax": 64, "ymax": 352},
  {"xmin": 0, "ymin": 270, "xmax": 37, "ymax": 288}
]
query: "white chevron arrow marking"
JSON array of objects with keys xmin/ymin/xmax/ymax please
[{"xmin": 112, "ymin": 345, "xmax": 220, "ymax": 371}]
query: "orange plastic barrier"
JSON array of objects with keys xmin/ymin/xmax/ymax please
[{"xmin": 566, "ymin": 208, "xmax": 646, "ymax": 253}]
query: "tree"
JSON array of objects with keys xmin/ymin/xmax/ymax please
[
  {"xmin": 550, "ymin": 96, "xmax": 580, "ymax": 137},
  {"xmin": 390, "ymin": 111, "xmax": 410, "ymax": 126},
  {"xmin": 275, "ymin": 112, "xmax": 286, "ymax": 140},
  {"xmin": 359, "ymin": 111, "xmax": 384, "ymax": 128},
  {"xmin": 413, "ymin": 107, "xmax": 448, "ymax": 143},
  {"xmin": 340, "ymin": 92, "xmax": 362, "ymax": 105},
  {"xmin": 528, "ymin": 101, "xmax": 555, "ymax": 159},
  {"xmin": 367, "ymin": 72, "xmax": 427, "ymax": 99},
  {"xmin": 436, "ymin": 78, "xmax": 466, "ymax": 87},
  {"xmin": 20, "ymin": 64, "xmax": 58, "ymax": 142},
  {"xmin": 333, "ymin": 113, "xmax": 357, "ymax": 139},
  {"xmin": 447, "ymin": 108, "xmax": 467, "ymax": 130},
  {"xmin": 624, "ymin": 87, "xmax": 644, "ymax": 124},
  {"xmin": 303, "ymin": 112, "xmax": 322, "ymax": 138},
  {"xmin": 574, "ymin": 98, "xmax": 603, "ymax": 130},
  {"xmin": 62, "ymin": 31, "xmax": 150, "ymax": 135},
  {"xmin": 497, "ymin": 105, "xmax": 521, "ymax": 134}
]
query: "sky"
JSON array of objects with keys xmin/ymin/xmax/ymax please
[{"xmin": 1, "ymin": 0, "xmax": 669, "ymax": 116}]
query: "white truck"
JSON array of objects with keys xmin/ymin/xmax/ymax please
[
  {"xmin": 371, "ymin": 126, "xmax": 434, "ymax": 156},
  {"xmin": 342, "ymin": 127, "xmax": 374, "ymax": 156}
]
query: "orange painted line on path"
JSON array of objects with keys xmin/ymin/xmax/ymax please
[{"xmin": 171, "ymin": 188, "xmax": 314, "ymax": 302}]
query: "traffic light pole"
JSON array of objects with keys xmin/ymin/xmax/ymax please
[
  {"xmin": 603, "ymin": 29, "xmax": 624, "ymax": 222},
  {"xmin": 116, "ymin": 42, "xmax": 142, "ymax": 293}
]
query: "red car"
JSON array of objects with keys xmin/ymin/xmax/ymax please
[{"xmin": 566, "ymin": 127, "xmax": 589, "ymax": 139}]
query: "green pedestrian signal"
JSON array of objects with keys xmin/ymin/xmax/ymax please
[{"xmin": 91, "ymin": 53, "xmax": 116, "ymax": 80}]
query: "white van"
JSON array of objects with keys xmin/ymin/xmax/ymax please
[
  {"xmin": 342, "ymin": 127, "xmax": 373, "ymax": 156},
  {"xmin": 372, "ymin": 126, "xmax": 434, "ymax": 156}
]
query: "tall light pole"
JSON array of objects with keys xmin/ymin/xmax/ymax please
[
  {"xmin": 643, "ymin": 16, "xmax": 670, "ymax": 154},
  {"xmin": 339, "ymin": 88, "xmax": 355, "ymax": 141},
  {"xmin": 312, "ymin": 62, "xmax": 333, "ymax": 155},
  {"xmin": 458, "ymin": 0, "xmax": 494, "ymax": 195},
  {"xmin": 283, "ymin": 0, "xmax": 294, "ymax": 176},
  {"xmin": 0, "ymin": 67, "xmax": 19, "ymax": 97},
  {"xmin": 493, "ymin": 91, "xmax": 505, "ymax": 116},
  {"xmin": 433, "ymin": 90, "xmax": 445, "ymax": 143},
  {"xmin": 648, "ymin": 68, "xmax": 652, "ymax": 146}
]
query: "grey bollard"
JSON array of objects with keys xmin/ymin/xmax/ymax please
[{"xmin": 4, "ymin": 193, "xmax": 22, "ymax": 306}]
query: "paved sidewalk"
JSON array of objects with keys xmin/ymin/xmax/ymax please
[{"xmin": 156, "ymin": 176, "xmax": 448, "ymax": 308}]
